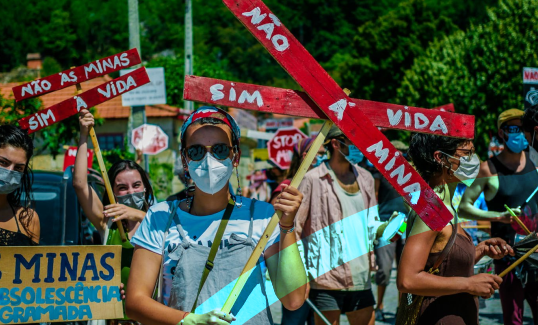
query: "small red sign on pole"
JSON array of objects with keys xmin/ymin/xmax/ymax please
[
  {"xmin": 63, "ymin": 146, "xmax": 94, "ymax": 171},
  {"xmin": 131, "ymin": 124, "xmax": 169, "ymax": 155},
  {"xmin": 267, "ymin": 128, "xmax": 307, "ymax": 169}
]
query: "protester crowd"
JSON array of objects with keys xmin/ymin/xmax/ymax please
[{"xmin": 1, "ymin": 104, "xmax": 537, "ymax": 325}]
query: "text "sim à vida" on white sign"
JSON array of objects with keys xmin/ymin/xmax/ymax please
[{"xmin": 120, "ymin": 67, "xmax": 167, "ymax": 106}]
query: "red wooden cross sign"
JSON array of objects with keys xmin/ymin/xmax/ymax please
[
  {"xmin": 14, "ymin": 50, "xmax": 150, "ymax": 134},
  {"xmin": 184, "ymin": 76, "xmax": 474, "ymax": 140},
  {"xmin": 210, "ymin": 0, "xmax": 476, "ymax": 231}
]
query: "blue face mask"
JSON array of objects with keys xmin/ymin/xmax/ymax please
[
  {"xmin": 312, "ymin": 154, "xmax": 327, "ymax": 168},
  {"xmin": 505, "ymin": 132, "xmax": 528, "ymax": 153},
  {"xmin": 339, "ymin": 141, "xmax": 364, "ymax": 164}
]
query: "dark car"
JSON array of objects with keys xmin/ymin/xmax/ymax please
[{"xmin": 31, "ymin": 167, "xmax": 105, "ymax": 245}]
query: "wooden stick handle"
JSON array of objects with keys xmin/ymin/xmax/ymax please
[
  {"xmin": 499, "ymin": 242, "xmax": 538, "ymax": 278},
  {"xmin": 89, "ymin": 127, "xmax": 128, "ymax": 242},
  {"xmin": 74, "ymin": 82, "xmax": 127, "ymax": 242},
  {"xmin": 221, "ymin": 121, "xmax": 334, "ymax": 314},
  {"xmin": 505, "ymin": 205, "xmax": 531, "ymax": 235}
]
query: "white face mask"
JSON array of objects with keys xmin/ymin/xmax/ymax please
[
  {"xmin": 188, "ymin": 152, "xmax": 234, "ymax": 195},
  {"xmin": 441, "ymin": 152, "xmax": 480, "ymax": 187}
]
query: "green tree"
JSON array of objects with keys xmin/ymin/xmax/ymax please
[
  {"xmin": 39, "ymin": 108, "xmax": 103, "ymax": 157},
  {"xmin": 146, "ymin": 54, "xmax": 235, "ymax": 108},
  {"xmin": 341, "ymin": 0, "xmax": 460, "ymax": 102},
  {"xmin": 40, "ymin": 9, "xmax": 78, "ymax": 65},
  {"xmin": 41, "ymin": 57, "xmax": 63, "ymax": 77},
  {"xmin": 395, "ymin": 0, "xmax": 538, "ymax": 156},
  {"xmin": 0, "ymin": 94, "xmax": 41, "ymax": 125}
]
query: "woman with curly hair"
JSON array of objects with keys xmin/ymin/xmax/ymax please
[{"xmin": 396, "ymin": 133, "xmax": 515, "ymax": 325}]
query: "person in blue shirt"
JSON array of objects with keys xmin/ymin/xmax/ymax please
[{"xmin": 126, "ymin": 107, "xmax": 307, "ymax": 325}]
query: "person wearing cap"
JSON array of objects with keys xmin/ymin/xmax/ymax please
[
  {"xmin": 126, "ymin": 106, "xmax": 307, "ymax": 325},
  {"xmin": 459, "ymin": 108, "xmax": 538, "ymax": 324},
  {"xmin": 294, "ymin": 125, "xmax": 385, "ymax": 325}
]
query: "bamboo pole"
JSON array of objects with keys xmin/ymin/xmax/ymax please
[{"xmin": 221, "ymin": 120, "xmax": 334, "ymax": 314}]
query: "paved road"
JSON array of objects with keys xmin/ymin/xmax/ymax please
[{"xmin": 269, "ymin": 265, "xmax": 535, "ymax": 325}]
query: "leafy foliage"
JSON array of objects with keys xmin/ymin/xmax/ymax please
[
  {"xmin": 148, "ymin": 157, "xmax": 174, "ymax": 201},
  {"xmin": 0, "ymin": 94, "xmax": 41, "ymax": 125},
  {"xmin": 395, "ymin": 0, "xmax": 538, "ymax": 156},
  {"xmin": 39, "ymin": 107, "xmax": 103, "ymax": 157},
  {"xmin": 1, "ymin": 0, "xmax": 535, "ymax": 159}
]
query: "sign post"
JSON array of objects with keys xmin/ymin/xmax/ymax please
[
  {"xmin": 131, "ymin": 124, "xmax": 169, "ymax": 155},
  {"xmin": 267, "ymin": 127, "xmax": 307, "ymax": 169},
  {"xmin": 120, "ymin": 67, "xmax": 167, "ymax": 106}
]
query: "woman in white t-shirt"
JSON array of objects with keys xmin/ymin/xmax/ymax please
[{"xmin": 126, "ymin": 106, "xmax": 307, "ymax": 325}]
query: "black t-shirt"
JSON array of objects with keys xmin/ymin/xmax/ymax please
[{"xmin": 487, "ymin": 154, "xmax": 538, "ymax": 245}]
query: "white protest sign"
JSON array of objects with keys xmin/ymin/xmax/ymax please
[{"xmin": 120, "ymin": 67, "xmax": 166, "ymax": 106}]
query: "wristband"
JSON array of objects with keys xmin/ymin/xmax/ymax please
[{"xmin": 279, "ymin": 222, "xmax": 295, "ymax": 233}]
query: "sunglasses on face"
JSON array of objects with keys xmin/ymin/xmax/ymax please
[
  {"xmin": 185, "ymin": 143, "xmax": 234, "ymax": 161},
  {"xmin": 502, "ymin": 125, "xmax": 523, "ymax": 134}
]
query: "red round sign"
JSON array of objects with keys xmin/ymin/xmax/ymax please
[
  {"xmin": 131, "ymin": 124, "xmax": 169, "ymax": 155},
  {"xmin": 267, "ymin": 127, "xmax": 307, "ymax": 169}
]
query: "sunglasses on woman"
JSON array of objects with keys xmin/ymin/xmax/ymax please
[
  {"xmin": 185, "ymin": 143, "xmax": 234, "ymax": 161},
  {"xmin": 502, "ymin": 125, "xmax": 523, "ymax": 134}
]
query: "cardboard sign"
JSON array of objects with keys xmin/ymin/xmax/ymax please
[
  {"xmin": 12, "ymin": 49, "xmax": 141, "ymax": 101},
  {"xmin": 19, "ymin": 67, "xmax": 150, "ymax": 134},
  {"xmin": 184, "ymin": 76, "xmax": 474, "ymax": 139},
  {"xmin": 0, "ymin": 246, "xmax": 123, "ymax": 324},
  {"xmin": 120, "ymin": 67, "xmax": 167, "ymax": 106},
  {"xmin": 267, "ymin": 127, "xmax": 307, "ymax": 169},
  {"xmin": 63, "ymin": 146, "xmax": 94, "ymax": 171},
  {"xmin": 223, "ymin": 0, "xmax": 457, "ymax": 230}
]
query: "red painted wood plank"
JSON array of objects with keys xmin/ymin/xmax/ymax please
[
  {"xmin": 223, "ymin": 0, "xmax": 454, "ymax": 230},
  {"xmin": 12, "ymin": 49, "xmax": 141, "ymax": 101},
  {"xmin": 184, "ymin": 75, "xmax": 474, "ymax": 139},
  {"xmin": 19, "ymin": 67, "xmax": 150, "ymax": 134}
]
